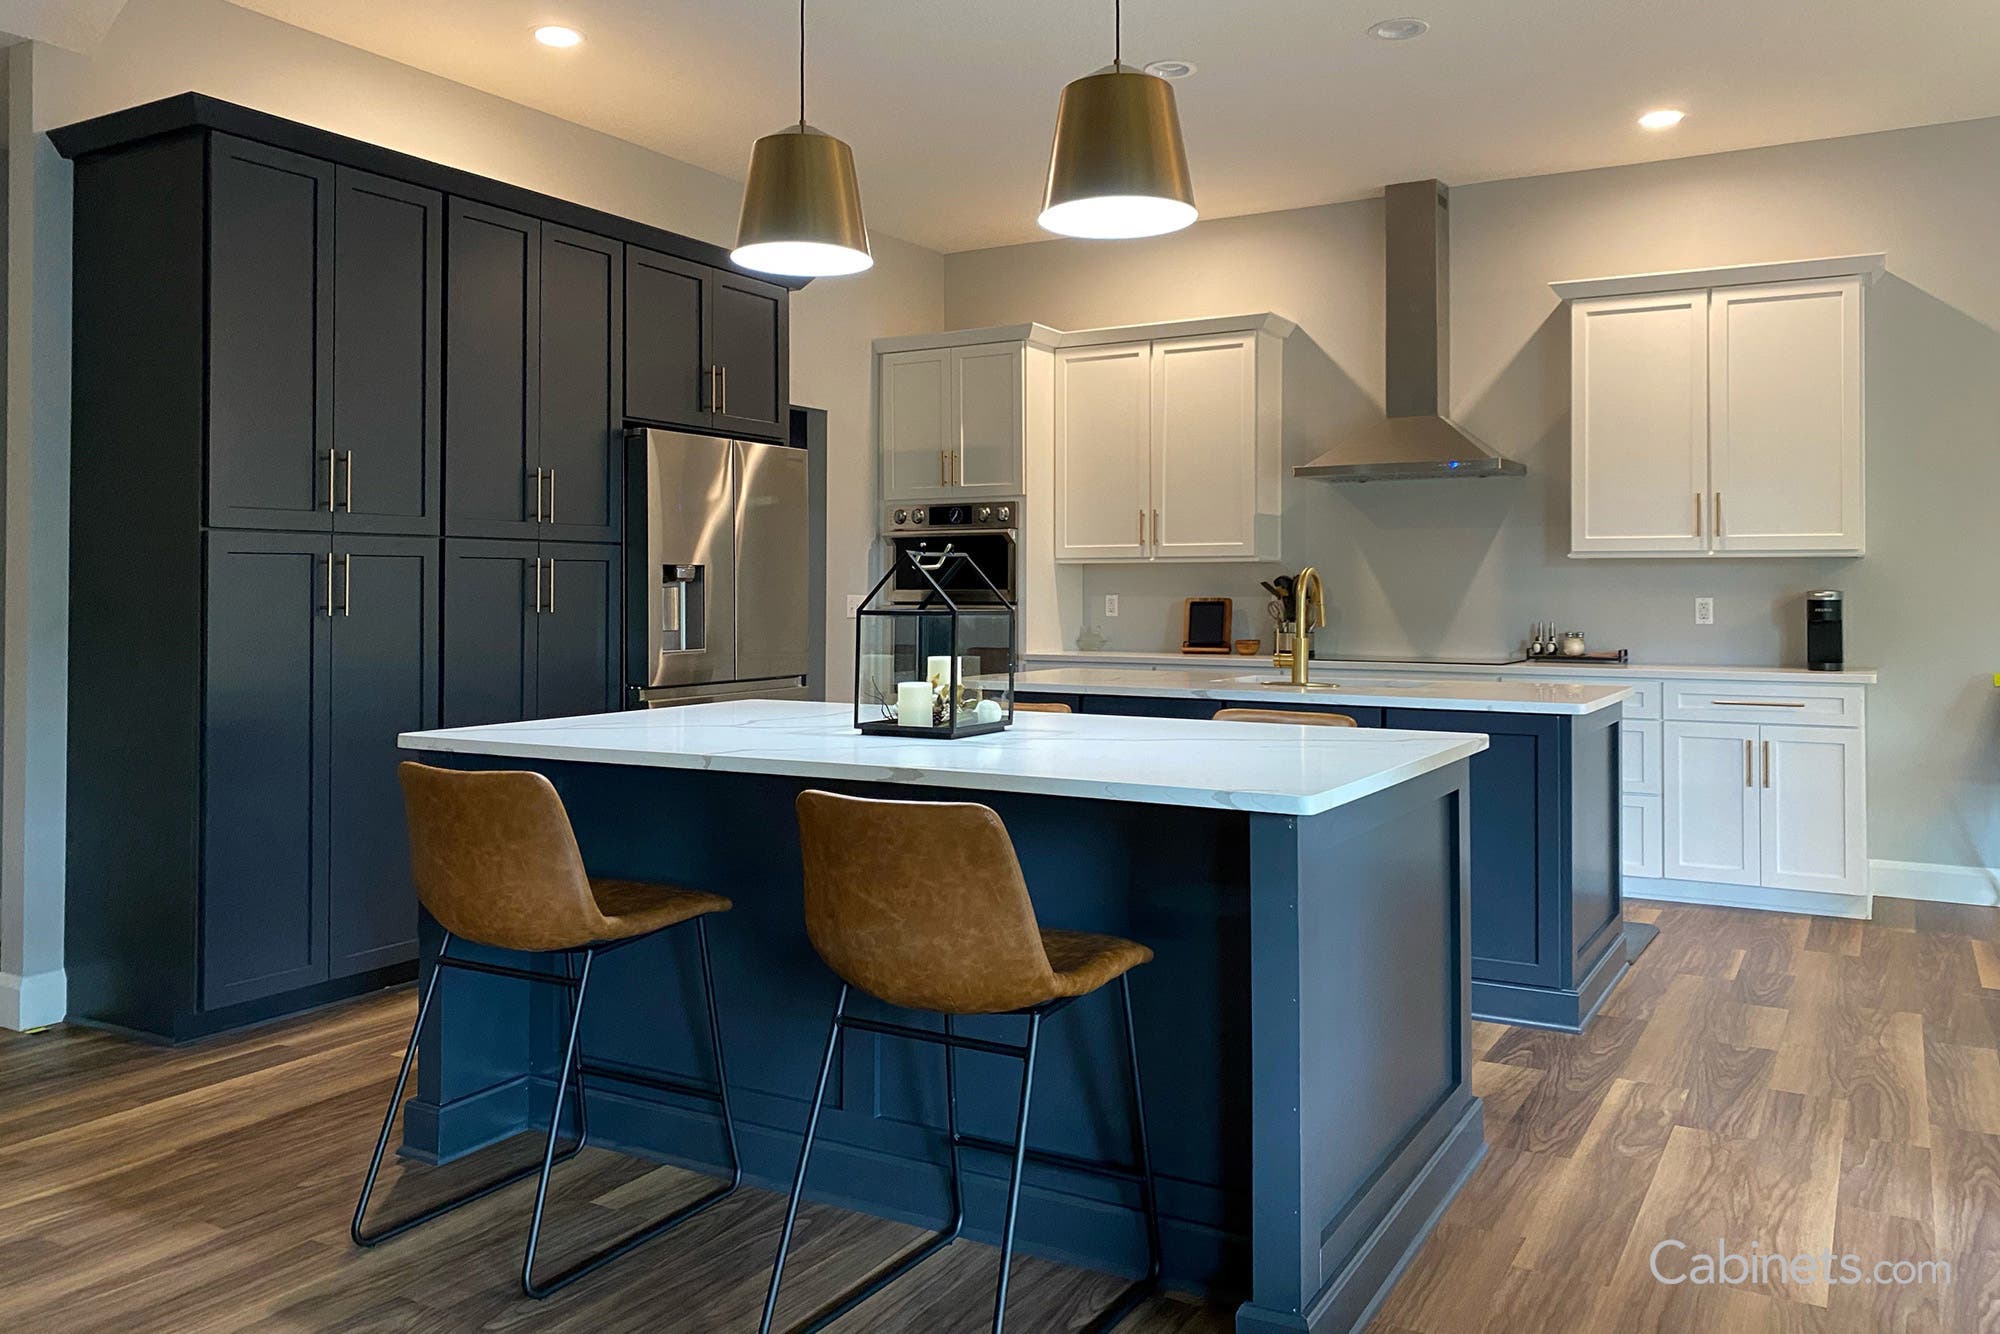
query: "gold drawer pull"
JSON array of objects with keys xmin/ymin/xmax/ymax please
[{"xmin": 1711, "ymin": 700, "xmax": 1806, "ymax": 708}]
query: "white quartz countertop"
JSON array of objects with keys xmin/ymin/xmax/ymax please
[
  {"xmin": 1028, "ymin": 651, "xmax": 1878, "ymax": 686},
  {"xmin": 1015, "ymin": 667, "xmax": 1631, "ymax": 715},
  {"xmin": 399, "ymin": 699, "xmax": 1488, "ymax": 817}
]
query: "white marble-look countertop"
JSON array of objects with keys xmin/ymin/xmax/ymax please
[
  {"xmin": 1015, "ymin": 667, "xmax": 1631, "ymax": 715},
  {"xmin": 400, "ymin": 699, "xmax": 1487, "ymax": 818},
  {"xmin": 1027, "ymin": 651, "xmax": 1879, "ymax": 686}
]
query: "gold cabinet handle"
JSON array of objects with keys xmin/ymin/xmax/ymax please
[
  {"xmin": 326, "ymin": 452, "xmax": 337, "ymax": 513},
  {"xmin": 324, "ymin": 552, "xmax": 334, "ymax": 617},
  {"xmin": 341, "ymin": 553, "xmax": 352, "ymax": 617},
  {"xmin": 720, "ymin": 365, "xmax": 728, "ymax": 416},
  {"xmin": 532, "ymin": 468, "xmax": 544, "ymax": 523},
  {"xmin": 1713, "ymin": 491, "xmax": 1723, "ymax": 538},
  {"xmin": 1154, "ymin": 509, "xmax": 1161, "ymax": 545},
  {"xmin": 1712, "ymin": 700, "xmax": 1805, "ymax": 708},
  {"xmin": 343, "ymin": 451, "xmax": 355, "ymax": 512},
  {"xmin": 533, "ymin": 556, "xmax": 543, "ymax": 614},
  {"xmin": 1744, "ymin": 738, "xmax": 1753, "ymax": 788},
  {"xmin": 1138, "ymin": 508, "xmax": 1146, "ymax": 546},
  {"xmin": 1762, "ymin": 739, "xmax": 1771, "ymax": 788},
  {"xmin": 1694, "ymin": 491, "xmax": 1702, "ymax": 538},
  {"xmin": 547, "ymin": 468, "xmax": 556, "ymax": 524},
  {"xmin": 547, "ymin": 557, "xmax": 556, "ymax": 614},
  {"xmin": 940, "ymin": 449, "xmax": 948, "ymax": 486}
]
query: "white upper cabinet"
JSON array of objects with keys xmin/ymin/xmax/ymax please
[
  {"xmin": 1053, "ymin": 314, "xmax": 1287, "ymax": 564},
  {"xmin": 1054, "ymin": 342, "xmax": 1152, "ymax": 560},
  {"xmin": 1708, "ymin": 279, "xmax": 1864, "ymax": 553},
  {"xmin": 1570, "ymin": 291, "xmax": 1710, "ymax": 554},
  {"xmin": 1556, "ymin": 255, "xmax": 1877, "ymax": 558},
  {"xmin": 876, "ymin": 326, "xmax": 1058, "ymax": 502}
]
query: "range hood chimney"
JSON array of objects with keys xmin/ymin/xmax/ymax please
[{"xmin": 1294, "ymin": 180, "xmax": 1525, "ymax": 481}]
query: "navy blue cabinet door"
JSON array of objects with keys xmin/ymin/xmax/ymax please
[
  {"xmin": 202, "ymin": 531, "xmax": 332, "ymax": 1008},
  {"xmin": 711, "ymin": 271, "xmax": 789, "ymax": 441},
  {"xmin": 207, "ymin": 136, "xmax": 334, "ymax": 532},
  {"xmin": 536, "ymin": 543, "xmax": 621, "ymax": 719},
  {"xmin": 539, "ymin": 225, "xmax": 623, "ymax": 543},
  {"xmin": 442, "ymin": 539, "xmax": 539, "ymax": 726},
  {"xmin": 328, "ymin": 536, "xmax": 439, "ymax": 976},
  {"xmin": 624, "ymin": 246, "xmax": 710, "ymax": 432},
  {"xmin": 445, "ymin": 200, "xmax": 541, "ymax": 538},
  {"xmin": 1386, "ymin": 707, "xmax": 1563, "ymax": 988},
  {"xmin": 334, "ymin": 169, "xmax": 443, "ymax": 536}
]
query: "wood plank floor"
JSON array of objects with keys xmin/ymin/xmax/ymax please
[{"xmin": 3, "ymin": 898, "xmax": 1994, "ymax": 1331}]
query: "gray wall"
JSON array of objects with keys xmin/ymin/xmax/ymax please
[{"xmin": 944, "ymin": 116, "xmax": 2000, "ymax": 874}]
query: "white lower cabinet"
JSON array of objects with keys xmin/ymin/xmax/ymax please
[
  {"xmin": 1662, "ymin": 715, "xmax": 1868, "ymax": 902},
  {"xmin": 1622, "ymin": 792, "xmax": 1664, "ymax": 879}
]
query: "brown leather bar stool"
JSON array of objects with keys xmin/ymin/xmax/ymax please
[
  {"xmin": 762, "ymin": 790, "xmax": 1162, "ymax": 1334},
  {"xmin": 353, "ymin": 762, "xmax": 741, "ymax": 1299},
  {"xmin": 1212, "ymin": 706, "xmax": 1358, "ymax": 726},
  {"xmin": 1011, "ymin": 700, "xmax": 1072, "ymax": 713}
]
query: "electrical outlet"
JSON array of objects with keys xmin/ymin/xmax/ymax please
[
  {"xmin": 1104, "ymin": 594, "xmax": 1120, "ymax": 618},
  {"xmin": 1694, "ymin": 597, "xmax": 1715, "ymax": 626},
  {"xmin": 845, "ymin": 594, "xmax": 864, "ymax": 618}
]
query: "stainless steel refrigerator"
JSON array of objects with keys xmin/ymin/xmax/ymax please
[{"xmin": 627, "ymin": 428, "xmax": 810, "ymax": 707}]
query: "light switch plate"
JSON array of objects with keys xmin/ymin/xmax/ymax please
[
  {"xmin": 1104, "ymin": 594, "xmax": 1120, "ymax": 618},
  {"xmin": 1694, "ymin": 597, "xmax": 1714, "ymax": 626}
]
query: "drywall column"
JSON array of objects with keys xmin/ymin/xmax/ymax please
[{"xmin": 1, "ymin": 42, "xmax": 71, "ymax": 1030}]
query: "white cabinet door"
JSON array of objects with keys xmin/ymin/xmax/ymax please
[
  {"xmin": 1623, "ymin": 792, "xmax": 1664, "ymax": 879},
  {"xmin": 954, "ymin": 342, "xmax": 1023, "ymax": 494},
  {"xmin": 1621, "ymin": 719, "xmax": 1662, "ymax": 795},
  {"xmin": 1708, "ymin": 278, "xmax": 1864, "ymax": 554},
  {"xmin": 1759, "ymin": 724, "xmax": 1866, "ymax": 895},
  {"xmin": 879, "ymin": 347, "xmax": 955, "ymax": 500},
  {"xmin": 1571, "ymin": 291, "xmax": 1710, "ymax": 554},
  {"xmin": 1149, "ymin": 332, "xmax": 1257, "ymax": 560},
  {"xmin": 1055, "ymin": 343, "xmax": 1151, "ymax": 560},
  {"xmin": 1663, "ymin": 722, "xmax": 1760, "ymax": 886}
]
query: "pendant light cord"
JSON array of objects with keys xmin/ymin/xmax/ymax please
[
  {"xmin": 1114, "ymin": 0, "xmax": 1122, "ymax": 69},
  {"xmin": 798, "ymin": 0, "xmax": 807, "ymax": 126}
]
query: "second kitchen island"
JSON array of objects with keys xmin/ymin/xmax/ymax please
[
  {"xmin": 399, "ymin": 700, "xmax": 1485, "ymax": 1333},
  {"xmin": 1016, "ymin": 667, "xmax": 1631, "ymax": 1031}
]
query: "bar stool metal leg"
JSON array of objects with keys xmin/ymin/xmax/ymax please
[
  {"xmin": 991, "ymin": 1010, "xmax": 1044, "ymax": 1332},
  {"xmin": 760, "ymin": 985, "xmax": 850, "ymax": 1334},
  {"xmin": 352, "ymin": 935, "xmax": 586, "ymax": 1247},
  {"xmin": 1075, "ymin": 974, "xmax": 1164, "ymax": 1333},
  {"xmin": 520, "ymin": 921, "xmax": 747, "ymax": 1298}
]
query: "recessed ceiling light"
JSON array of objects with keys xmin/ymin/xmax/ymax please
[
  {"xmin": 1638, "ymin": 108, "xmax": 1686, "ymax": 130},
  {"xmin": 533, "ymin": 25, "xmax": 584, "ymax": 49},
  {"xmin": 1367, "ymin": 17, "xmax": 1430, "ymax": 41},
  {"xmin": 1142, "ymin": 59, "xmax": 1196, "ymax": 79}
]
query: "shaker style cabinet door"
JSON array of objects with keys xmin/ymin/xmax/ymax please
[
  {"xmin": 1569, "ymin": 291, "xmax": 1709, "ymax": 554},
  {"xmin": 535, "ymin": 543, "xmax": 622, "ymax": 720},
  {"xmin": 879, "ymin": 347, "xmax": 956, "ymax": 500},
  {"xmin": 538, "ymin": 225, "xmax": 624, "ymax": 543},
  {"xmin": 954, "ymin": 342, "xmax": 1025, "ymax": 494},
  {"xmin": 1759, "ymin": 724, "xmax": 1867, "ymax": 896},
  {"xmin": 1148, "ymin": 332, "xmax": 1258, "ymax": 560},
  {"xmin": 445, "ymin": 200, "xmax": 542, "ymax": 538},
  {"xmin": 1054, "ymin": 343, "xmax": 1152, "ymax": 560},
  {"xmin": 1662, "ymin": 722, "xmax": 1761, "ymax": 887},
  {"xmin": 710, "ymin": 270, "xmax": 789, "ymax": 440},
  {"xmin": 206, "ymin": 136, "xmax": 335, "ymax": 532},
  {"xmin": 1707, "ymin": 278, "xmax": 1864, "ymax": 554},
  {"xmin": 327, "ymin": 535, "xmax": 438, "ymax": 977},
  {"xmin": 202, "ymin": 531, "xmax": 332, "ymax": 1008},
  {"xmin": 332, "ymin": 169, "xmax": 443, "ymax": 536},
  {"xmin": 442, "ymin": 540, "xmax": 541, "ymax": 726},
  {"xmin": 625, "ymin": 246, "xmax": 711, "ymax": 430}
]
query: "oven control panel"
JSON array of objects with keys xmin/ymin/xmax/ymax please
[{"xmin": 884, "ymin": 500, "xmax": 1020, "ymax": 532}]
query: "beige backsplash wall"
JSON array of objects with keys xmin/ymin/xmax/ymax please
[{"xmin": 943, "ymin": 115, "xmax": 2000, "ymax": 874}]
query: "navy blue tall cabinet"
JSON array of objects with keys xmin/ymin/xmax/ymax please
[{"xmin": 57, "ymin": 95, "xmax": 791, "ymax": 1040}]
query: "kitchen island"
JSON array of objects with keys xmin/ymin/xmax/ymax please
[
  {"xmin": 399, "ymin": 700, "xmax": 1486, "ymax": 1333},
  {"xmin": 1015, "ymin": 667, "xmax": 1632, "ymax": 1031}
]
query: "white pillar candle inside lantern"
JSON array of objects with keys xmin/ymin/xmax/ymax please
[
  {"xmin": 896, "ymin": 680, "xmax": 933, "ymax": 728},
  {"xmin": 926, "ymin": 655, "xmax": 976, "ymax": 688}
]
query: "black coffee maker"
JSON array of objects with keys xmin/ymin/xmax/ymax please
[{"xmin": 1806, "ymin": 591, "xmax": 1844, "ymax": 672}]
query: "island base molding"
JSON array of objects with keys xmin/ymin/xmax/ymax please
[
  {"xmin": 398, "ymin": 756, "xmax": 1482, "ymax": 1328},
  {"xmin": 1470, "ymin": 925, "xmax": 1627, "ymax": 1033}
]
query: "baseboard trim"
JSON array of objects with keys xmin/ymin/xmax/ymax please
[
  {"xmin": 1870, "ymin": 859, "xmax": 2000, "ymax": 907},
  {"xmin": 1624, "ymin": 877, "xmax": 1869, "ymax": 920},
  {"xmin": 0, "ymin": 968, "xmax": 67, "ymax": 1031}
]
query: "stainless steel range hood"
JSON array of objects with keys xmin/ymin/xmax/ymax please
[{"xmin": 1295, "ymin": 180, "xmax": 1525, "ymax": 482}]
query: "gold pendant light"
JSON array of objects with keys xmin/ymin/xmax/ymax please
[
  {"xmin": 733, "ymin": 0, "xmax": 873, "ymax": 277},
  {"xmin": 1039, "ymin": 0, "xmax": 1196, "ymax": 239}
]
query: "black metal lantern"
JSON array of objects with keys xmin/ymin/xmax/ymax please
[{"xmin": 854, "ymin": 546, "xmax": 1016, "ymax": 738}]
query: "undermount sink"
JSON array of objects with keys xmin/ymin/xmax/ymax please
[{"xmin": 1230, "ymin": 675, "xmax": 1432, "ymax": 691}]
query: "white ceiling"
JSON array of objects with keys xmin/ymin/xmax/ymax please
[{"xmin": 224, "ymin": 0, "xmax": 2000, "ymax": 254}]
